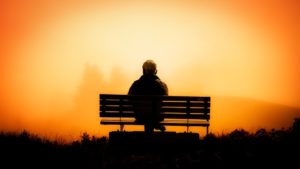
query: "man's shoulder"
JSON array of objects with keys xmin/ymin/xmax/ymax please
[
  {"xmin": 155, "ymin": 79, "xmax": 168, "ymax": 95},
  {"xmin": 155, "ymin": 78, "xmax": 167, "ymax": 86},
  {"xmin": 131, "ymin": 79, "xmax": 141, "ymax": 88}
]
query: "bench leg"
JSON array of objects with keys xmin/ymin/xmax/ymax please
[
  {"xmin": 120, "ymin": 124, "xmax": 124, "ymax": 131},
  {"xmin": 206, "ymin": 126, "xmax": 209, "ymax": 135},
  {"xmin": 144, "ymin": 124, "xmax": 154, "ymax": 134}
]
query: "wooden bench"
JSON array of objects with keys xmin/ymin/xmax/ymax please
[{"xmin": 99, "ymin": 94, "xmax": 211, "ymax": 135}]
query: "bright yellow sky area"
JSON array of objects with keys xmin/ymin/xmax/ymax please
[{"xmin": 0, "ymin": 0, "xmax": 299, "ymax": 141}]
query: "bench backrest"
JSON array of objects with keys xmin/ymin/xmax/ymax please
[{"xmin": 100, "ymin": 94, "xmax": 210, "ymax": 120}]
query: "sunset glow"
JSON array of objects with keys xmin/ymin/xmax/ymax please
[{"xmin": 0, "ymin": 0, "xmax": 299, "ymax": 141}]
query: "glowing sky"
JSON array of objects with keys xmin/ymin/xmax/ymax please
[{"xmin": 0, "ymin": 0, "xmax": 299, "ymax": 141}]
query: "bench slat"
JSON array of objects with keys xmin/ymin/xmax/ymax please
[
  {"xmin": 100, "ymin": 100, "xmax": 132, "ymax": 106},
  {"xmin": 163, "ymin": 113, "xmax": 210, "ymax": 119},
  {"xmin": 101, "ymin": 119, "xmax": 209, "ymax": 126},
  {"xmin": 100, "ymin": 100, "xmax": 209, "ymax": 107},
  {"xmin": 100, "ymin": 106, "xmax": 134, "ymax": 111},
  {"xmin": 162, "ymin": 96, "xmax": 210, "ymax": 102},
  {"xmin": 101, "ymin": 106, "xmax": 209, "ymax": 113},
  {"xmin": 162, "ymin": 102, "xmax": 209, "ymax": 107},
  {"xmin": 100, "ymin": 94, "xmax": 210, "ymax": 102},
  {"xmin": 162, "ymin": 107, "xmax": 209, "ymax": 113},
  {"xmin": 100, "ymin": 112, "xmax": 209, "ymax": 119}
]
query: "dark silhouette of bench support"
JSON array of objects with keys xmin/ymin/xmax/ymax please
[{"xmin": 99, "ymin": 94, "xmax": 211, "ymax": 135}]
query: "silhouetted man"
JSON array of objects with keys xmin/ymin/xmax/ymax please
[{"xmin": 128, "ymin": 60, "xmax": 168, "ymax": 133}]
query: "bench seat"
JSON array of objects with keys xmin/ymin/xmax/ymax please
[{"xmin": 101, "ymin": 119, "xmax": 210, "ymax": 126}]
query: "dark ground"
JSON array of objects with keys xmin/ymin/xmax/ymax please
[{"xmin": 1, "ymin": 119, "xmax": 300, "ymax": 169}]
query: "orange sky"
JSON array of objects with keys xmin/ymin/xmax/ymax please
[{"xmin": 0, "ymin": 0, "xmax": 299, "ymax": 142}]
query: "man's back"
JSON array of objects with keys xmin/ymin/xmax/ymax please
[
  {"xmin": 128, "ymin": 74, "xmax": 168, "ymax": 123},
  {"xmin": 128, "ymin": 60, "xmax": 168, "ymax": 132}
]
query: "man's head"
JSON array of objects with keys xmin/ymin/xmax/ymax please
[{"xmin": 142, "ymin": 60, "xmax": 157, "ymax": 75}]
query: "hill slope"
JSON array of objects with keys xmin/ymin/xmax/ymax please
[{"xmin": 210, "ymin": 96, "xmax": 300, "ymax": 133}]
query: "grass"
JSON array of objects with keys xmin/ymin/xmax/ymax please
[{"xmin": 1, "ymin": 118, "xmax": 299, "ymax": 169}]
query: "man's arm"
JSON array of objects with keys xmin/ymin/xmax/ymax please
[
  {"xmin": 128, "ymin": 81, "xmax": 138, "ymax": 95},
  {"xmin": 156, "ymin": 79, "xmax": 168, "ymax": 95},
  {"xmin": 161, "ymin": 81, "xmax": 168, "ymax": 95}
]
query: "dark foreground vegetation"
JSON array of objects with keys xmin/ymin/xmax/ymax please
[{"xmin": 1, "ymin": 118, "xmax": 300, "ymax": 169}]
